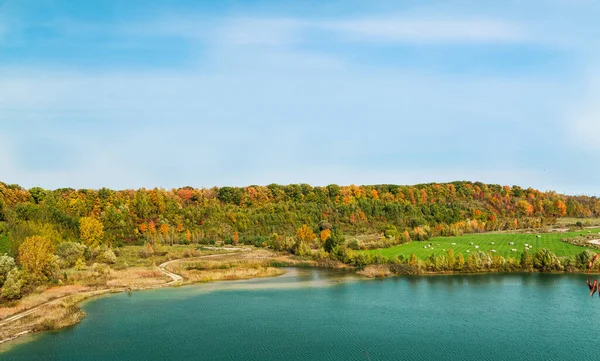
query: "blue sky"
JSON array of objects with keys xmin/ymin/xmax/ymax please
[{"xmin": 0, "ymin": 0, "xmax": 599, "ymax": 194}]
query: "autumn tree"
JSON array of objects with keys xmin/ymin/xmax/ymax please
[
  {"xmin": 296, "ymin": 224, "xmax": 316, "ymax": 243},
  {"xmin": 320, "ymin": 229, "xmax": 331, "ymax": 242},
  {"xmin": 556, "ymin": 200, "xmax": 567, "ymax": 217},
  {"xmin": 18, "ymin": 235, "xmax": 55, "ymax": 279},
  {"xmin": 159, "ymin": 223, "xmax": 169, "ymax": 236},
  {"xmin": 80, "ymin": 217, "xmax": 104, "ymax": 247},
  {"xmin": 233, "ymin": 231, "xmax": 239, "ymax": 246}
]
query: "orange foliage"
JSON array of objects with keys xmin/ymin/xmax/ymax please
[
  {"xmin": 296, "ymin": 224, "xmax": 316, "ymax": 243},
  {"xmin": 159, "ymin": 223, "xmax": 169, "ymax": 235},
  {"xmin": 320, "ymin": 229, "xmax": 331, "ymax": 242}
]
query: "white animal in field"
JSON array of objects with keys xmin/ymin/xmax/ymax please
[
  {"xmin": 509, "ymin": 242, "xmax": 514, "ymax": 245},
  {"xmin": 466, "ymin": 250, "xmax": 470, "ymax": 253},
  {"xmin": 491, "ymin": 250, "xmax": 496, "ymax": 253},
  {"xmin": 451, "ymin": 243, "xmax": 456, "ymax": 246},
  {"xmin": 525, "ymin": 244, "xmax": 529, "ymax": 247},
  {"xmin": 474, "ymin": 245, "xmax": 479, "ymax": 249},
  {"xmin": 536, "ymin": 235, "xmax": 541, "ymax": 238},
  {"xmin": 490, "ymin": 242, "xmax": 494, "ymax": 245},
  {"xmin": 511, "ymin": 248, "xmax": 518, "ymax": 252},
  {"xmin": 470, "ymin": 242, "xmax": 474, "ymax": 245}
]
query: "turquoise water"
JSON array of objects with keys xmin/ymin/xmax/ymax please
[{"xmin": 2, "ymin": 269, "xmax": 599, "ymax": 361}]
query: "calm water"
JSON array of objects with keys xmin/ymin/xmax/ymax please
[{"xmin": 2, "ymin": 269, "xmax": 599, "ymax": 361}]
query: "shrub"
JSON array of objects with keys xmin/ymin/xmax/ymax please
[
  {"xmin": 75, "ymin": 258, "xmax": 87, "ymax": 270},
  {"xmin": 102, "ymin": 248, "xmax": 117, "ymax": 264},
  {"xmin": 0, "ymin": 253, "xmax": 16, "ymax": 286},
  {"xmin": 1, "ymin": 268, "xmax": 24, "ymax": 300},
  {"xmin": 55, "ymin": 242, "xmax": 86, "ymax": 268},
  {"xmin": 138, "ymin": 244, "xmax": 154, "ymax": 258}
]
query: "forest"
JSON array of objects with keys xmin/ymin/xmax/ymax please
[
  {"xmin": 1, "ymin": 181, "xmax": 596, "ymax": 252},
  {"xmin": 1, "ymin": 180, "xmax": 599, "ymax": 300}
]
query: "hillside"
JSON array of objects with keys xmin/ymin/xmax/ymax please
[{"xmin": 1, "ymin": 181, "xmax": 598, "ymax": 256}]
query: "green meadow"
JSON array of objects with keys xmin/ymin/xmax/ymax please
[{"xmin": 366, "ymin": 229, "xmax": 600, "ymax": 260}]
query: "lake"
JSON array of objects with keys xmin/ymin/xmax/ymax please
[{"xmin": 2, "ymin": 269, "xmax": 598, "ymax": 361}]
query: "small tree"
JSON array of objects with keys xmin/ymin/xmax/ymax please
[
  {"xmin": 296, "ymin": 224, "xmax": 316, "ymax": 243},
  {"xmin": 19, "ymin": 235, "xmax": 54, "ymax": 280},
  {"xmin": 80, "ymin": 217, "xmax": 105, "ymax": 247}
]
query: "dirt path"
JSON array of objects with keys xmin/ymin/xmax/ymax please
[{"xmin": 0, "ymin": 251, "xmax": 239, "ymax": 344}]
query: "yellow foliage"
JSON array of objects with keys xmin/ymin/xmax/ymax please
[
  {"xmin": 80, "ymin": 217, "xmax": 104, "ymax": 247},
  {"xmin": 19, "ymin": 236, "xmax": 55, "ymax": 277},
  {"xmin": 296, "ymin": 224, "xmax": 316, "ymax": 243}
]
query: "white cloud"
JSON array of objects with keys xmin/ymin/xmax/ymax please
[
  {"xmin": 40, "ymin": 15, "xmax": 530, "ymax": 47},
  {"xmin": 568, "ymin": 74, "xmax": 600, "ymax": 151},
  {"xmin": 318, "ymin": 18, "xmax": 528, "ymax": 44}
]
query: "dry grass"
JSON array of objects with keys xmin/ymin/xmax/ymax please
[
  {"xmin": 357, "ymin": 265, "xmax": 392, "ymax": 278},
  {"xmin": 107, "ymin": 268, "xmax": 168, "ymax": 288},
  {"xmin": 181, "ymin": 267, "xmax": 284, "ymax": 283},
  {"xmin": 167, "ymin": 249, "xmax": 298, "ymax": 283},
  {"xmin": 0, "ymin": 285, "xmax": 90, "ymax": 320}
]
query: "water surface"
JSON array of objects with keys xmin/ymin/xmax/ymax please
[{"xmin": 2, "ymin": 270, "xmax": 598, "ymax": 361}]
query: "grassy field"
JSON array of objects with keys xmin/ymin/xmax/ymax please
[{"xmin": 366, "ymin": 228, "xmax": 600, "ymax": 260}]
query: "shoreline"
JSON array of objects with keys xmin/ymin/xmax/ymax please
[
  {"xmin": 2, "ymin": 254, "xmax": 598, "ymax": 350},
  {"xmin": 0, "ymin": 252, "xmax": 245, "ymax": 348}
]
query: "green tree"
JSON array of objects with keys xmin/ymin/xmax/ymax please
[
  {"xmin": 324, "ymin": 229, "xmax": 345, "ymax": 253},
  {"xmin": 520, "ymin": 249, "xmax": 533, "ymax": 271}
]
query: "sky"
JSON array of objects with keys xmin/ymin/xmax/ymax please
[{"xmin": 0, "ymin": 0, "xmax": 599, "ymax": 195}]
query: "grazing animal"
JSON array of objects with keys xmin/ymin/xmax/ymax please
[
  {"xmin": 470, "ymin": 242, "xmax": 474, "ymax": 245},
  {"xmin": 474, "ymin": 245, "xmax": 479, "ymax": 249},
  {"xmin": 509, "ymin": 242, "xmax": 514, "ymax": 245},
  {"xmin": 491, "ymin": 250, "xmax": 496, "ymax": 253},
  {"xmin": 490, "ymin": 242, "xmax": 494, "ymax": 245},
  {"xmin": 466, "ymin": 250, "xmax": 470, "ymax": 253},
  {"xmin": 511, "ymin": 248, "xmax": 517, "ymax": 252}
]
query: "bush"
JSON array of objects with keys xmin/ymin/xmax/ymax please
[
  {"xmin": 1, "ymin": 268, "xmax": 24, "ymax": 300},
  {"xmin": 533, "ymin": 249, "xmax": 563, "ymax": 272},
  {"xmin": 384, "ymin": 225, "xmax": 398, "ymax": 239},
  {"xmin": 102, "ymin": 248, "xmax": 117, "ymax": 264},
  {"xmin": 75, "ymin": 258, "xmax": 87, "ymax": 270},
  {"xmin": 55, "ymin": 242, "xmax": 86, "ymax": 268},
  {"xmin": 293, "ymin": 241, "xmax": 312, "ymax": 257},
  {"xmin": 138, "ymin": 244, "xmax": 154, "ymax": 258},
  {"xmin": 0, "ymin": 253, "xmax": 16, "ymax": 286}
]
